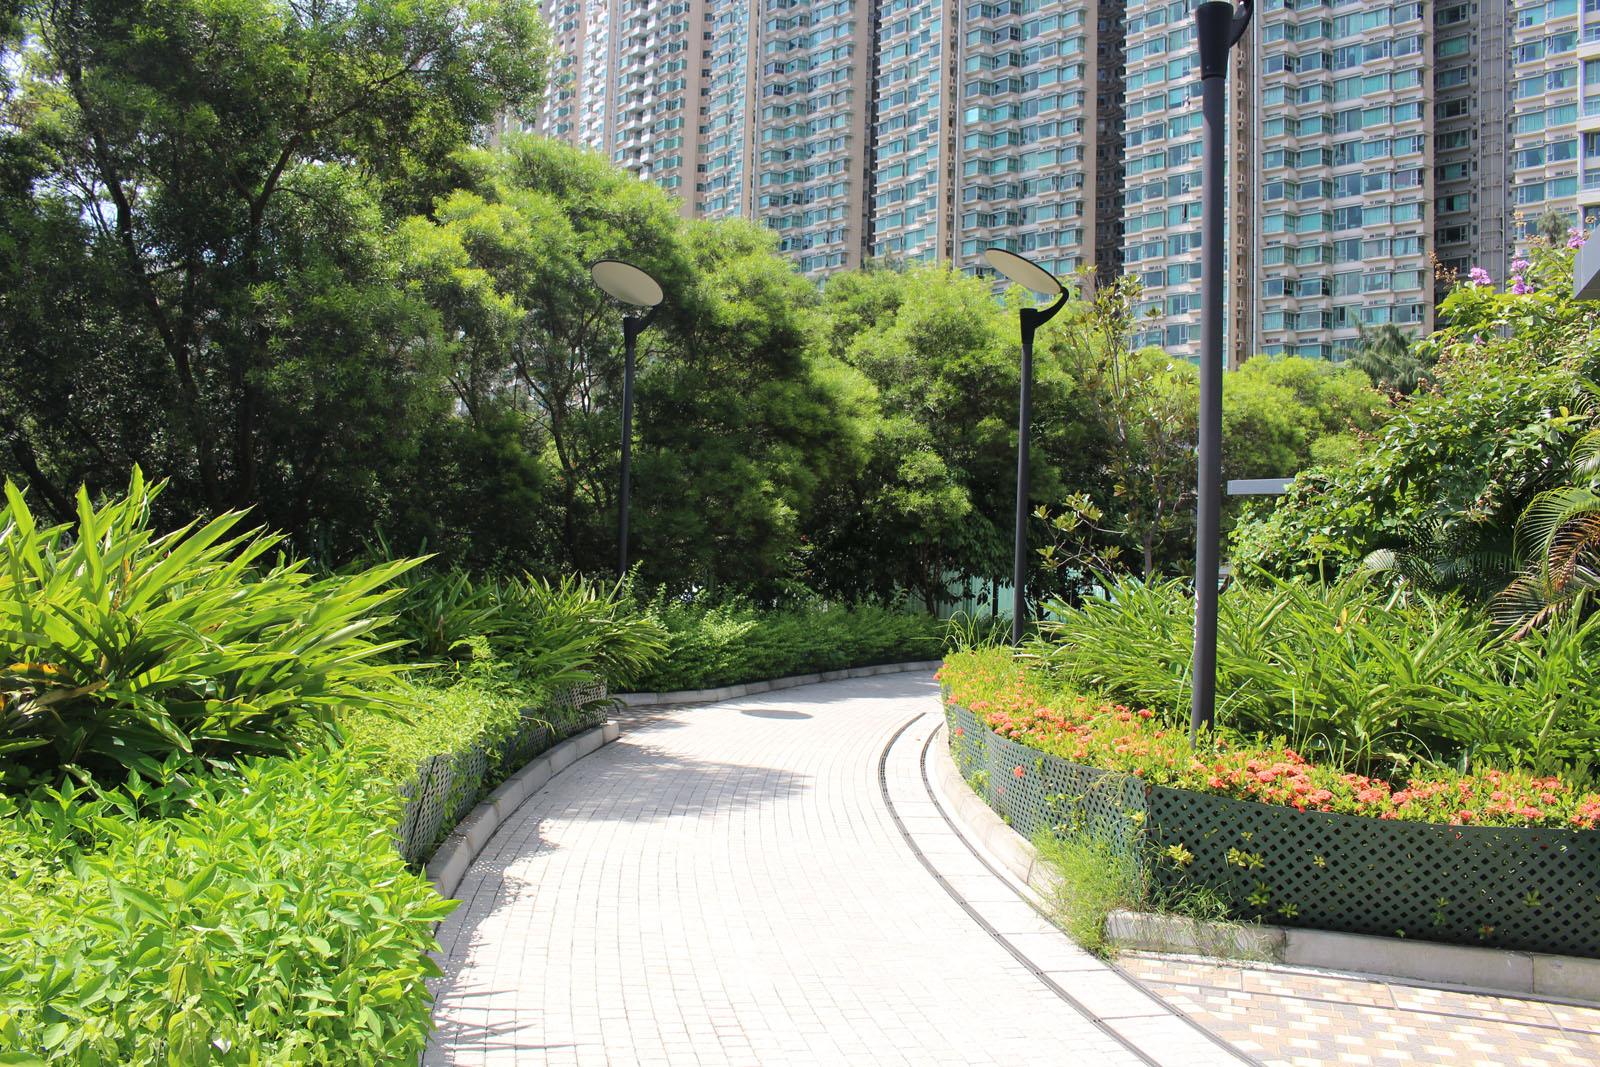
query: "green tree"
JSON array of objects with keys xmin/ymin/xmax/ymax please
[
  {"xmin": 1536, "ymin": 207, "xmax": 1576, "ymax": 247},
  {"xmin": 811, "ymin": 265, "xmax": 1097, "ymax": 611},
  {"xmin": 404, "ymin": 139, "xmax": 864, "ymax": 593},
  {"xmin": 1, "ymin": 0, "xmax": 547, "ymax": 541},
  {"xmin": 1340, "ymin": 322, "xmax": 1434, "ymax": 396},
  {"xmin": 1047, "ymin": 275, "xmax": 1199, "ymax": 578},
  {"xmin": 1224, "ymin": 354, "xmax": 1387, "ymax": 479}
]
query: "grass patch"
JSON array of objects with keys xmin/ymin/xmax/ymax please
[{"xmin": 1032, "ymin": 831, "xmax": 1146, "ymax": 959}]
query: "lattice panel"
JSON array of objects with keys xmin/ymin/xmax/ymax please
[
  {"xmin": 945, "ymin": 705, "xmax": 988, "ymax": 782},
  {"xmin": 945, "ymin": 704, "xmax": 1600, "ymax": 959},
  {"xmin": 394, "ymin": 677, "xmax": 611, "ymax": 867},
  {"xmin": 1147, "ymin": 786, "xmax": 1600, "ymax": 958},
  {"xmin": 946, "ymin": 703, "xmax": 1149, "ymax": 860}
]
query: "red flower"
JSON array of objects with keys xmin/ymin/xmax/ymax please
[{"xmin": 1013, "ymin": 764, "xmax": 1026, "ymax": 779}]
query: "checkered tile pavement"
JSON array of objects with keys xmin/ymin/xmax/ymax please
[{"xmin": 1119, "ymin": 945, "xmax": 1600, "ymax": 1065}]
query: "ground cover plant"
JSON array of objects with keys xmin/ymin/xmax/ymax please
[{"xmin": 0, "ymin": 749, "xmax": 450, "ymax": 1065}]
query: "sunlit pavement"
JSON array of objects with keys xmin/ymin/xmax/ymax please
[{"xmin": 424, "ymin": 672, "xmax": 1600, "ymax": 1067}]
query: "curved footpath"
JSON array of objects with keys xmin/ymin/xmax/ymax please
[{"xmin": 425, "ymin": 672, "xmax": 1600, "ymax": 1067}]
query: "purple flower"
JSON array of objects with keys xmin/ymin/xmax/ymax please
[
  {"xmin": 1468, "ymin": 266, "xmax": 1492, "ymax": 287},
  {"xmin": 1511, "ymin": 258, "xmax": 1530, "ymax": 273},
  {"xmin": 1569, "ymin": 227, "xmax": 1587, "ymax": 250},
  {"xmin": 1512, "ymin": 280, "xmax": 1534, "ymax": 295}
]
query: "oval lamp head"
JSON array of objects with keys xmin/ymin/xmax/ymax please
[
  {"xmin": 983, "ymin": 248, "xmax": 1062, "ymax": 297},
  {"xmin": 591, "ymin": 260, "xmax": 664, "ymax": 307}
]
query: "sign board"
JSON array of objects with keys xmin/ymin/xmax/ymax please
[{"xmin": 1226, "ymin": 477, "xmax": 1292, "ymax": 496}]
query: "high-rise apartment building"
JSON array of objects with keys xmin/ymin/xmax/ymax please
[
  {"xmin": 577, "ymin": 0, "xmax": 613, "ymax": 151},
  {"xmin": 871, "ymin": 0, "xmax": 957, "ymax": 265},
  {"xmin": 527, "ymin": 0, "xmax": 1118, "ymax": 282},
  {"xmin": 608, "ymin": 1, "xmax": 703, "ymax": 207},
  {"xmin": 1505, "ymin": 0, "xmax": 1597, "ymax": 254},
  {"xmin": 952, "ymin": 0, "xmax": 1119, "ymax": 281},
  {"xmin": 700, "ymin": 0, "xmax": 756, "ymax": 220},
  {"xmin": 1257, "ymin": 1, "xmax": 1433, "ymax": 363},
  {"xmin": 758, "ymin": 0, "xmax": 875, "ymax": 275},
  {"xmin": 1121, "ymin": 0, "xmax": 1434, "ymax": 366},
  {"xmin": 1120, "ymin": 0, "xmax": 1206, "ymax": 354},
  {"xmin": 520, "ymin": 0, "xmax": 1590, "ymax": 367},
  {"xmin": 502, "ymin": 0, "xmax": 609, "ymax": 149}
]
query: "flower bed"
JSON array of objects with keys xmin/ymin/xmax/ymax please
[
  {"xmin": 942, "ymin": 651, "xmax": 1600, "ymax": 958},
  {"xmin": 941, "ymin": 649, "xmax": 1600, "ymax": 830}
]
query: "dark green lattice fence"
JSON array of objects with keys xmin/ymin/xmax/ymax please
[
  {"xmin": 945, "ymin": 702, "xmax": 1600, "ymax": 958},
  {"xmin": 395, "ymin": 677, "xmax": 609, "ymax": 867}
]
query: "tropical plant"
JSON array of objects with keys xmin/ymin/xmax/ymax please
[
  {"xmin": 630, "ymin": 595, "xmax": 947, "ymax": 693},
  {"xmin": 1433, "ymin": 603, "xmax": 1600, "ymax": 775},
  {"xmin": 0, "ymin": 471, "xmax": 415, "ymax": 786},
  {"xmin": 1339, "ymin": 321, "xmax": 1432, "ymax": 396},
  {"xmin": 376, "ymin": 568, "xmax": 500, "ymax": 662},
  {"xmin": 1030, "ymin": 575, "xmax": 1555, "ymax": 777},
  {"xmin": 1494, "ymin": 416, "xmax": 1600, "ymax": 634},
  {"xmin": 492, "ymin": 573, "xmax": 668, "ymax": 691}
]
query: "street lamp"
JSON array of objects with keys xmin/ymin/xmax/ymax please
[
  {"xmin": 1190, "ymin": 0, "xmax": 1253, "ymax": 745},
  {"xmin": 984, "ymin": 248, "xmax": 1070, "ymax": 645},
  {"xmin": 590, "ymin": 259, "xmax": 664, "ymax": 577}
]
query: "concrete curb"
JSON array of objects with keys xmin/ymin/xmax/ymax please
[
  {"xmin": 930, "ymin": 720, "xmax": 1600, "ymax": 1004},
  {"xmin": 426, "ymin": 721, "xmax": 621, "ymax": 899},
  {"xmin": 615, "ymin": 659, "xmax": 944, "ymax": 708}
]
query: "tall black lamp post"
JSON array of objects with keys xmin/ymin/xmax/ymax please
[
  {"xmin": 1190, "ymin": 0, "xmax": 1252, "ymax": 745},
  {"xmin": 590, "ymin": 259, "xmax": 664, "ymax": 577},
  {"xmin": 983, "ymin": 248, "xmax": 1070, "ymax": 645}
]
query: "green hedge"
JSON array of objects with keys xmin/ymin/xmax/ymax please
[
  {"xmin": 0, "ymin": 749, "xmax": 451, "ymax": 1065},
  {"xmin": 628, "ymin": 601, "xmax": 947, "ymax": 692},
  {"xmin": 344, "ymin": 673, "xmax": 610, "ymax": 866}
]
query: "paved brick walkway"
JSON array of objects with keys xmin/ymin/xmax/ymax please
[
  {"xmin": 427, "ymin": 673, "xmax": 1234, "ymax": 1065},
  {"xmin": 425, "ymin": 671, "xmax": 1600, "ymax": 1066}
]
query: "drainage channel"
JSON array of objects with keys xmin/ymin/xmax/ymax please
[
  {"xmin": 876, "ymin": 712, "xmax": 1163, "ymax": 1067},
  {"xmin": 876, "ymin": 710, "xmax": 1263, "ymax": 1067}
]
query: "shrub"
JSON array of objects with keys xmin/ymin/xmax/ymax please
[
  {"xmin": 342, "ymin": 674, "xmax": 544, "ymax": 792},
  {"xmin": 1041, "ymin": 574, "xmax": 1600, "ymax": 777},
  {"xmin": 491, "ymin": 574, "xmax": 668, "ymax": 691},
  {"xmin": 1231, "ymin": 239, "xmax": 1600, "ymax": 595},
  {"xmin": 0, "ymin": 749, "xmax": 452, "ymax": 1064},
  {"xmin": 0, "ymin": 471, "xmax": 415, "ymax": 788},
  {"xmin": 629, "ymin": 596, "xmax": 946, "ymax": 692}
]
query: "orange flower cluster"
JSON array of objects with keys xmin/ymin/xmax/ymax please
[{"xmin": 939, "ymin": 651, "xmax": 1600, "ymax": 831}]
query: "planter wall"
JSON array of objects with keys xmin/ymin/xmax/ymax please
[
  {"xmin": 395, "ymin": 677, "xmax": 609, "ymax": 867},
  {"xmin": 946, "ymin": 701, "xmax": 1600, "ymax": 959}
]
